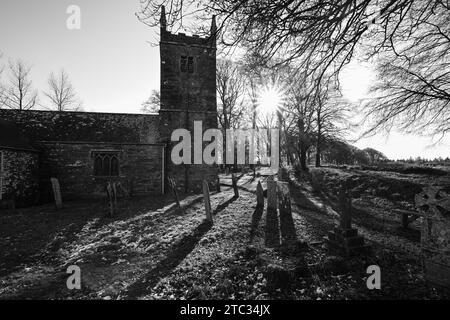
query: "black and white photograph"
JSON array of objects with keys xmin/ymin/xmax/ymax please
[{"xmin": 0, "ymin": 0, "xmax": 450, "ymax": 308}]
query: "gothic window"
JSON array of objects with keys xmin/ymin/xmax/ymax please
[
  {"xmin": 92, "ymin": 151, "xmax": 120, "ymax": 177},
  {"xmin": 180, "ymin": 56, "xmax": 194, "ymax": 73},
  {"xmin": 187, "ymin": 56, "xmax": 194, "ymax": 73}
]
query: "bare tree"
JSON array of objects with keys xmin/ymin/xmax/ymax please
[
  {"xmin": 138, "ymin": 0, "xmax": 450, "ymax": 138},
  {"xmin": 44, "ymin": 69, "xmax": 82, "ymax": 111},
  {"xmin": 142, "ymin": 89, "xmax": 160, "ymax": 113},
  {"xmin": 217, "ymin": 59, "xmax": 246, "ymax": 131},
  {"xmin": 282, "ymin": 67, "xmax": 316, "ymax": 170},
  {"xmin": 313, "ymin": 79, "xmax": 352, "ymax": 167},
  {"xmin": 3, "ymin": 59, "xmax": 38, "ymax": 111},
  {"xmin": 0, "ymin": 52, "xmax": 5, "ymax": 107}
]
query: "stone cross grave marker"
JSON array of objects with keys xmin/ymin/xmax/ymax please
[
  {"xmin": 203, "ymin": 180, "xmax": 213, "ymax": 223},
  {"xmin": 415, "ymin": 186, "xmax": 450, "ymax": 289},
  {"xmin": 231, "ymin": 173, "xmax": 239, "ymax": 198},
  {"xmin": 338, "ymin": 180, "xmax": 352, "ymax": 230},
  {"xmin": 168, "ymin": 177, "xmax": 180, "ymax": 208},
  {"xmin": 256, "ymin": 181, "xmax": 264, "ymax": 208},
  {"xmin": 50, "ymin": 177, "xmax": 63, "ymax": 210},
  {"xmin": 326, "ymin": 179, "xmax": 370, "ymax": 256}
]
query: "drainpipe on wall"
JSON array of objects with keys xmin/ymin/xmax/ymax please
[
  {"xmin": 0, "ymin": 151, "xmax": 3, "ymax": 201},
  {"xmin": 161, "ymin": 146, "xmax": 165, "ymax": 195}
]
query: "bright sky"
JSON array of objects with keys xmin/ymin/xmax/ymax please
[
  {"xmin": 340, "ymin": 61, "xmax": 450, "ymax": 160},
  {"xmin": 0, "ymin": 1, "xmax": 448, "ymax": 160},
  {"xmin": 0, "ymin": 0, "xmax": 159, "ymax": 113}
]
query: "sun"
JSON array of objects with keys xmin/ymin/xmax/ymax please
[{"xmin": 257, "ymin": 84, "xmax": 285, "ymax": 115}]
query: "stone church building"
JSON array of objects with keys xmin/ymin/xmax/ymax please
[{"xmin": 0, "ymin": 8, "xmax": 218, "ymax": 207}]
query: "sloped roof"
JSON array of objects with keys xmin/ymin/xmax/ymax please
[{"xmin": 0, "ymin": 119, "xmax": 36, "ymax": 152}]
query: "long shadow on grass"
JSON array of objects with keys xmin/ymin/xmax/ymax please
[
  {"xmin": 123, "ymin": 220, "xmax": 213, "ymax": 299},
  {"xmin": 213, "ymin": 195, "xmax": 238, "ymax": 215},
  {"xmin": 250, "ymin": 206, "xmax": 264, "ymax": 242}
]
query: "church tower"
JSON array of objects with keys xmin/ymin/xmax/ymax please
[{"xmin": 158, "ymin": 6, "xmax": 218, "ymax": 193}]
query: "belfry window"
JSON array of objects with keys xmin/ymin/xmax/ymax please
[
  {"xmin": 181, "ymin": 56, "xmax": 194, "ymax": 73},
  {"xmin": 92, "ymin": 151, "xmax": 120, "ymax": 177}
]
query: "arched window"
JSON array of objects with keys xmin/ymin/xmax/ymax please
[{"xmin": 92, "ymin": 151, "xmax": 120, "ymax": 176}]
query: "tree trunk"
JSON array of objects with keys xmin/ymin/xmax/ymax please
[{"xmin": 315, "ymin": 121, "xmax": 321, "ymax": 167}]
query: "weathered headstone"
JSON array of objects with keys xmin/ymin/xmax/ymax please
[
  {"xmin": 265, "ymin": 180, "xmax": 280, "ymax": 247},
  {"xmin": 50, "ymin": 177, "xmax": 63, "ymax": 210},
  {"xmin": 168, "ymin": 177, "xmax": 180, "ymax": 208},
  {"xmin": 310, "ymin": 169, "xmax": 324, "ymax": 193},
  {"xmin": 216, "ymin": 176, "xmax": 221, "ymax": 192},
  {"xmin": 267, "ymin": 180, "xmax": 277, "ymax": 211},
  {"xmin": 277, "ymin": 182, "xmax": 296, "ymax": 246},
  {"xmin": 231, "ymin": 173, "xmax": 239, "ymax": 198},
  {"xmin": 203, "ymin": 180, "xmax": 212, "ymax": 223},
  {"xmin": 415, "ymin": 187, "xmax": 450, "ymax": 289},
  {"xmin": 256, "ymin": 181, "xmax": 264, "ymax": 208},
  {"xmin": 106, "ymin": 181, "xmax": 117, "ymax": 217}
]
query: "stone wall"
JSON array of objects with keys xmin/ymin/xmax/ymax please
[
  {"xmin": 37, "ymin": 142, "xmax": 164, "ymax": 201},
  {"xmin": 0, "ymin": 148, "xmax": 39, "ymax": 206}
]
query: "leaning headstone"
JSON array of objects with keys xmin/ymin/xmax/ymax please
[
  {"xmin": 231, "ymin": 173, "xmax": 239, "ymax": 198},
  {"xmin": 415, "ymin": 187, "xmax": 450, "ymax": 289},
  {"xmin": 203, "ymin": 180, "xmax": 212, "ymax": 223},
  {"xmin": 50, "ymin": 177, "xmax": 63, "ymax": 210},
  {"xmin": 168, "ymin": 177, "xmax": 180, "ymax": 208},
  {"xmin": 256, "ymin": 181, "xmax": 264, "ymax": 208}
]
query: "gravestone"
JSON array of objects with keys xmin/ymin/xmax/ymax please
[
  {"xmin": 415, "ymin": 187, "xmax": 450, "ymax": 289},
  {"xmin": 310, "ymin": 169, "xmax": 324, "ymax": 193},
  {"xmin": 256, "ymin": 181, "xmax": 264, "ymax": 208},
  {"xmin": 277, "ymin": 182, "xmax": 296, "ymax": 246},
  {"xmin": 338, "ymin": 181, "xmax": 352, "ymax": 230},
  {"xmin": 231, "ymin": 173, "xmax": 239, "ymax": 198},
  {"xmin": 265, "ymin": 180, "xmax": 280, "ymax": 247},
  {"xmin": 216, "ymin": 176, "xmax": 221, "ymax": 192},
  {"xmin": 326, "ymin": 179, "xmax": 370, "ymax": 256},
  {"xmin": 267, "ymin": 180, "xmax": 277, "ymax": 211},
  {"xmin": 50, "ymin": 178, "xmax": 63, "ymax": 210},
  {"xmin": 203, "ymin": 180, "xmax": 212, "ymax": 223},
  {"xmin": 106, "ymin": 181, "xmax": 117, "ymax": 217},
  {"xmin": 168, "ymin": 177, "xmax": 180, "ymax": 208}
]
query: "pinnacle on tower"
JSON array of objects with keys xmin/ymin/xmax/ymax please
[
  {"xmin": 160, "ymin": 5, "xmax": 167, "ymax": 31},
  {"xmin": 210, "ymin": 15, "xmax": 217, "ymax": 39}
]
